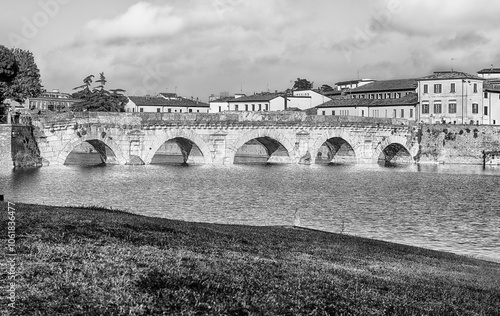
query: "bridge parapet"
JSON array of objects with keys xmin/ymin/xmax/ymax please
[{"xmin": 31, "ymin": 111, "xmax": 414, "ymax": 129}]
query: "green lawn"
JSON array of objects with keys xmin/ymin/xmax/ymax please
[{"xmin": 1, "ymin": 202, "xmax": 499, "ymax": 315}]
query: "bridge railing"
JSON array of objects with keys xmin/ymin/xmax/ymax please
[{"xmin": 30, "ymin": 111, "xmax": 416, "ymax": 127}]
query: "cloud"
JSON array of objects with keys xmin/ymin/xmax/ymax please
[
  {"xmin": 436, "ymin": 32, "xmax": 490, "ymax": 50},
  {"xmin": 84, "ymin": 2, "xmax": 184, "ymax": 41}
]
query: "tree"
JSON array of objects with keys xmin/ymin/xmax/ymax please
[
  {"xmin": 0, "ymin": 45, "xmax": 19, "ymax": 122},
  {"xmin": 72, "ymin": 72, "xmax": 127, "ymax": 112},
  {"xmin": 0, "ymin": 45, "xmax": 18, "ymax": 83},
  {"xmin": 1, "ymin": 48, "xmax": 43, "ymax": 104},
  {"xmin": 293, "ymin": 78, "xmax": 313, "ymax": 90},
  {"xmin": 320, "ymin": 84, "xmax": 334, "ymax": 92}
]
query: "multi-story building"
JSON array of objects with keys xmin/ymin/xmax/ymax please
[
  {"xmin": 482, "ymin": 80, "xmax": 500, "ymax": 125},
  {"xmin": 126, "ymin": 93, "xmax": 209, "ymax": 113},
  {"xmin": 17, "ymin": 89, "xmax": 80, "ymax": 112},
  {"xmin": 418, "ymin": 71, "xmax": 484, "ymax": 124},
  {"xmin": 314, "ymin": 79, "xmax": 419, "ymax": 120},
  {"xmin": 315, "ymin": 93, "xmax": 418, "ymax": 120},
  {"xmin": 347, "ymin": 78, "xmax": 417, "ymax": 99}
]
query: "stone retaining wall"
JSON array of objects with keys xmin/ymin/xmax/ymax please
[
  {"xmin": 417, "ymin": 124, "xmax": 500, "ymax": 164},
  {"xmin": 0, "ymin": 124, "xmax": 43, "ymax": 169}
]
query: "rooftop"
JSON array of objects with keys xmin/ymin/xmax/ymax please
[
  {"xmin": 128, "ymin": 96, "xmax": 209, "ymax": 107},
  {"xmin": 226, "ymin": 93, "xmax": 284, "ymax": 102},
  {"xmin": 419, "ymin": 71, "xmax": 483, "ymax": 81},
  {"xmin": 349, "ymin": 79, "xmax": 418, "ymax": 93},
  {"xmin": 477, "ymin": 67, "xmax": 500, "ymax": 74}
]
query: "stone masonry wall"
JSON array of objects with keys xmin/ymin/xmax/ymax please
[
  {"xmin": 417, "ymin": 124, "xmax": 500, "ymax": 164},
  {"xmin": 0, "ymin": 124, "xmax": 43, "ymax": 170},
  {"xmin": 0, "ymin": 125, "xmax": 12, "ymax": 168}
]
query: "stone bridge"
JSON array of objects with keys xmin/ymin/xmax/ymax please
[{"xmin": 30, "ymin": 112, "xmax": 420, "ymax": 166}]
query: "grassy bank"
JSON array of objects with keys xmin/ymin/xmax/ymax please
[{"xmin": 1, "ymin": 203, "xmax": 499, "ymax": 315}]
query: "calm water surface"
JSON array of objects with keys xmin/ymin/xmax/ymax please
[{"xmin": 1, "ymin": 163, "xmax": 499, "ymax": 263}]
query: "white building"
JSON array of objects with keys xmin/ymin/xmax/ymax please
[
  {"xmin": 289, "ymin": 89, "xmax": 331, "ymax": 110},
  {"xmin": 418, "ymin": 71, "xmax": 485, "ymax": 124},
  {"xmin": 226, "ymin": 93, "xmax": 286, "ymax": 111},
  {"xmin": 126, "ymin": 94, "xmax": 209, "ymax": 113},
  {"xmin": 315, "ymin": 93, "xmax": 418, "ymax": 120}
]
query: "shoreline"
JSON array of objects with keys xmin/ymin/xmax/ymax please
[
  {"xmin": 2, "ymin": 202, "xmax": 499, "ymax": 315},
  {"xmin": 3, "ymin": 199, "xmax": 499, "ymax": 264}
]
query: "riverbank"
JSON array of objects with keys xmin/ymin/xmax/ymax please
[{"xmin": 2, "ymin": 203, "xmax": 499, "ymax": 315}]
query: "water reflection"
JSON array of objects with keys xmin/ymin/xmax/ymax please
[{"xmin": 1, "ymin": 163, "xmax": 499, "ymax": 263}]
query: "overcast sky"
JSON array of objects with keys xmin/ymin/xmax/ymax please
[{"xmin": 1, "ymin": 0, "xmax": 500, "ymax": 101}]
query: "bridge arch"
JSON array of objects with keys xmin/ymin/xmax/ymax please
[
  {"xmin": 227, "ymin": 129, "xmax": 295, "ymax": 164},
  {"xmin": 56, "ymin": 135, "xmax": 127, "ymax": 165},
  {"xmin": 374, "ymin": 135, "xmax": 415, "ymax": 164},
  {"xmin": 143, "ymin": 129, "xmax": 212, "ymax": 164},
  {"xmin": 310, "ymin": 131, "xmax": 360, "ymax": 164}
]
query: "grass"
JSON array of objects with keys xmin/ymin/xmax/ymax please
[{"xmin": 1, "ymin": 202, "xmax": 499, "ymax": 315}]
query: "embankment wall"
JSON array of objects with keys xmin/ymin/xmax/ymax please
[
  {"xmin": 417, "ymin": 124, "xmax": 500, "ymax": 164},
  {"xmin": 0, "ymin": 124, "xmax": 42, "ymax": 169}
]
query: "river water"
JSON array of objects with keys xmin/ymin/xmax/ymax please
[{"xmin": 1, "ymin": 163, "xmax": 499, "ymax": 263}]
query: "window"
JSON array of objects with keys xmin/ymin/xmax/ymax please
[
  {"xmin": 168, "ymin": 108, "xmax": 171, "ymax": 113},
  {"xmin": 450, "ymin": 83, "xmax": 455, "ymax": 93},
  {"xmin": 386, "ymin": 93, "xmax": 391, "ymax": 99},
  {"xmin": 322, "ymin": 111, "xmax": 326, "ymax": 115},
  {"xmin": 140, "ymin": 108, "xmax": 143, "ymax": 112},
  {"xmin": 449, "ymin": 103, "xmax": 457, "ymax": 114},
  {"xmin": 265, "ymin": 104, "xmax": 269, "ymax": 111},
  {"xmin": 409, "ymin": 109, "xmax": 413, "ymax": 118},
  {"xmin": 235, "ymin": 105, "xmax": 239, "ymax": 111},
  {"xmin": 484, "ymin": 106, "xmax": 488, "ymax": 115},
  {"xmin": 422, "ymin": 103, "xmax": 429, "ymax": 114},
  {"xmin": 157, "ymin": 108, "xmax": 161, "ymax": 112},
  {"xmin": 197, "ymin": 110, "xmax": 200, "ymax": 113},
  {"xmin": 332, "ymin": 110, "xmax": 335, "ymax": 115},
  {"xmin": 473, "ymin": 83, "xmax": 478, "ymax": 93},
  {"xmin": 189, "ymin": 109, "xmax": 193, "ymax": 113},
  {"xmin": 484, "ymin": 92, "xmax": 489, "ymax": 98},
  {"xmin": 252, "ymin": 104, "xmax": 255, "ymax": 111},
  {"xmin": 472, "ymin": 103, "xmax": 478, "ymax": 114},
  {"xmin": 395, "ymin": 92, "xmax": 401, "ymax": 98},
  {"xmin": 393, "ymin": 109, "xmax": 397, "ymax": 118},
  {"xmin": 361, "ymin": 110, "xmax": 365, "ymax": 117},
  {"xmin": 423, "ymin": 84, "xmax": 428, "ymax": 93},
  {"xmin": 433, "ymin": 102, "xmax": 442, "ymax": 114},
  {"xmin": 434, "ymin": 84, "xmax": 442, "ymax": 93},
  {"xmin": 401, "ymin": 109, "xmax": 404, "ymax": 117},
  {"xmin": 179, "ymin": 109, "xmax": 182, "ymax": 113},
  {"xmin": 245, "ymin": 104, "xmax": 248, "ymax": 111},
  {"xmin": 218, "ymin": 106, "xmax": 221, "ymax": 112},
  {"xmin": 378, "ymin": 93, "xmax": 383, "ymax": 99},
  {"xmin": 259, "ymin": 104, "xmax": 262, "ymax": 111}
]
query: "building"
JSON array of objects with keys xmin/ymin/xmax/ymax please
[
  {"xmin": 477, "ymin": 67, "xmax": 500, "ymax": 80},
  {"xmin": 347, "ymin": 78, "xmax": 418, "ymax": 99},
  {"xmin": 323, "ymin": 79, "xmax": 375, "ymax": 98},
  {"xmin": 5, "ymin": 89, "xmax": 80, "ymax": 113},
  {"xmin": 126, "ymin": 93, "xmax": 209, "ymax": 113},
  {"xmin": 315, "ymin": 93, "xmax": 418, "ymax": 120},
  {"xmin": 482, "ymin": 80, "xmax": 500, "ymax": 125},
  {"xmin": 418, "ymin": 71, "xmax": 484, "ymax": 124},
  {"xmin": 288, "ymin": 89, "xmax": 332, "ymax": 110},
  {"xmin": 226, "ymin": 93, "xmax": 287, "ymax": 111}
]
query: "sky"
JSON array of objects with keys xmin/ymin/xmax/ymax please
[{"xmin": 1, "ymin": 0, "xmax": 500, "ymax": 101}]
